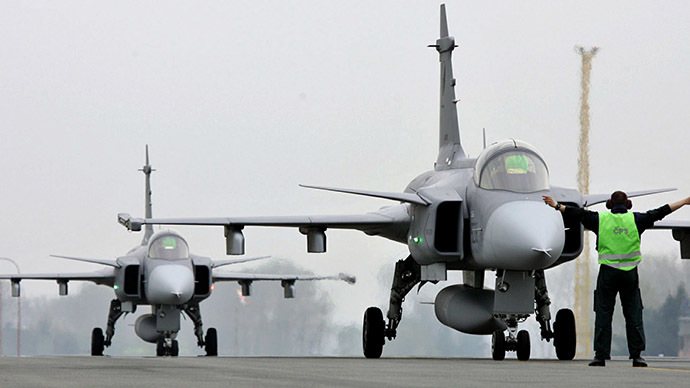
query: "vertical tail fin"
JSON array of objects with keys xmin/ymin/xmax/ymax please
[
  {"xmin": 139, "ymin": 145, "xmax": 155, "ymax": 245},
  {"xmin": 432, "ymin": 4, "xmax": 466, "ymax": 170}
]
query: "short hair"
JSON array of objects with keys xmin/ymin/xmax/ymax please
[{"xmin": 610, "ymin": 191, "xmax": 628, "ymax": 207}]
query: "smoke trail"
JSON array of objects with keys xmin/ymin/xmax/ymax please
[{"xmin": 574, "ymin": 47, "xmax": 597, "ymax": 358}]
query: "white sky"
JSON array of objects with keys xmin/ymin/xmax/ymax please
[{"xmin": 2, "ymin": 0, "xmax": 690, "ymax": 355}]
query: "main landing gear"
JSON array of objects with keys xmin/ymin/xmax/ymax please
[
  {"xmin": 362, "ymin": 256, "xmax": 420, "ymax": 359},
  {"xmin": 91, "ymin": 299, "xmax": 129, "ymax": 356},
  {"xmin": 184, "ymin": 304, "xmax": 218, "ymax": 356}
]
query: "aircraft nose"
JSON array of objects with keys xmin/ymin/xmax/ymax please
[
  {"xmin": 484, "ymin": 200, "xmax": 565, "ymax": 270},
  {"xmin": 146, "ymin": 264, "xmax": 195, "ymax": 305}
]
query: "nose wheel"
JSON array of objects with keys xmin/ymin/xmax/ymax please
[
  {"xmin": 491, "ymin": 330, "xmax": 506, "ymax": 360},
  {"xmin": 492, "ymin": 326, "xmax": 531, "ymax": 361},
  {"xmin": 156, "ymin": 338, "xmax": 179, "ymax": 356}
]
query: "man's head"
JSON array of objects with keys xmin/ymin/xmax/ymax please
[{"xmin": 606, "ymin": 190, "xmax": 632, "ymax": 209}]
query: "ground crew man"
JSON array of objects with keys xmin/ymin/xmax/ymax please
[{"xmin": 543, "ymin": 191, "xmax": 690, "ymax": 367}]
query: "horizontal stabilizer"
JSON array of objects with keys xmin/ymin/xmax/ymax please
[
  {"xmin": 212, "ymin": 256, "xmax": 270, "ymax": 268},
  {"xmin": 51, "ymin": 255, "xmax": 120, "ymax": 268},
  {"xmin": 300, "ymin": 184, "xmax": 428, "ymax": 205},
  {"xmin": 584, "ymin": 188, "xmax": 676, "ymax": 207}
]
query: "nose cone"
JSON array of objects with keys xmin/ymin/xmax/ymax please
[
  {"xmin": 146, "ymin": 264, "xmax": 195, "ymax": 305},
  {"xmin": 484, "ymin": 201, "xmax": 564, "ymax": 270}
]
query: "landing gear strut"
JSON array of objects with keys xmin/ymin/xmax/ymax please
[
  {"xmin": 91, "ymin": 299, "xmax": 127, "ymax": 356},
  {"xmin": 184, "ymin": 304, "xmax": 217, "ymax": 356},
  {"xmin": 105, "ymin": 299, "xmax": 125, "ymax": 347},
  {"xmin": 533, "ymin": 269, "xmax": 576, "ymax": 360},
  {"xmin": 362, "ymin": 255, "xmax": 420, "ymax": 358}
]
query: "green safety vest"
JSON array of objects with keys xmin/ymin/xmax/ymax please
[{"xmin": 597, "ymin": 212, "xmax": 642, "ymax": 271}]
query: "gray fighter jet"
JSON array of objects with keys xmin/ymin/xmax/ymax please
[
  {"xmin": 118, "ymin": 5, "xmax": 690, "ymax": 360},
  {"xmin": 0, "ymin": 147, "xmax": 355, "ymax": 357}
]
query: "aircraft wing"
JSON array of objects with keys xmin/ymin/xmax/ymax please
[
  {"xmin": 583, "ymin": 188, "xmax": 676, "ymax": 206},
  {"xmin": 119, "ymin": 208, "xmax": 410, "ymax": 255},
  {"xmin": 212, "ymin": 256, "xmax": 271, "ymax": 268},
  {"xmin": 121, "ymin": 212, "xmax": 405, "ymax": 231},
  {"xmin": 650, "ymin": 220, "xmax": 690, "ymax": 259},
  {"xmin": 0, "ymin": 268, "xmax": 115, "ymax": 286},
  {"xmin": 649, "ymin": 220, "xmax": 690, "ymax": 229},
  {"xmin": 212, "ymin": 271, "xmax": 356, "ymax": 284},
  {"xmin": 50, "ymin": 255, "xmax": 120, "ymax": 268}
]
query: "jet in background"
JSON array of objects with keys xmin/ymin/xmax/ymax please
[
  {"xmin": 1, "ymin": 147, "xmax": 355, "ymax": 356},
  {"xmin": 119, "ymin": 5, "xmax": 690, "ymax": 360}
]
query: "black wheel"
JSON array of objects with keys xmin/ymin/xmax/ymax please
[
  {"xmin": 516, "ymin": 330, "xmax": 530, "ymax": 361},
  {"xmin": 205, "ymin": 328, "xmax": 218, "ymax": 356},
  {"xmin": 553, "ymin": 308, "xmax": 576, "ymax": 360},
  {"xmin": 91, "ymin": 328, "xmax": 104, "ymax": 356},
  {"xmin": 362, "ymin": 307, "xmax": 385, "ymax": 359},
  {"xmin": 491, "ymin": 330, "xmax": 506, "ymax": 361},
  {"xmin": 156, "ymin": 339, "xmax": 166, "ymax": 356},
  {"xmin": 171, "ymin": 340, "xmax": 179, "ymax": 357}
]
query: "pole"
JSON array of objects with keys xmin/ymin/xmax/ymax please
[
  {"xmin": 0, "ymin": 258, "xmax": 21, "ymax": 357},
  {"xmin": 574, "ymin": 46, "xmax": 598, "ymax": 359}
]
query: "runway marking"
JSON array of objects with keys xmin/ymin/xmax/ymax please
[{"xmin": 644, "ymin": 367, "xmax": 690, "ymax": 373}]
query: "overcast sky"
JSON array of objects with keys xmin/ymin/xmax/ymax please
[{"xmin": 2, "ymin": 1, "xmax": 690, "ymax": 356}]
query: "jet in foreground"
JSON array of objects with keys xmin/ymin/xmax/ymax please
[
  {"xmin": 119, "ymin": 5, "xmax": 690, "ymax": 360},
  {"xmin": 1, "ymin": 148, "xmax": 354, "ymax": 356}
]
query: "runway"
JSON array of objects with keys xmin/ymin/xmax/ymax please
[{"xmin": 2, "ymin": 357, "xmax": 690, "ymax": 387}]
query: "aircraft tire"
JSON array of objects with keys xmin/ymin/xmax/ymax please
[
  {"xmin": 171, "ymin": 340, "xmax": 179, "ymax": 357},
  {"xmin": 91, "ymin": 328, "xmax": 105, "ymax": 356},
  {"xmin": 205, "ymin": 328, "xmax": 218, "ymax": 356},
  {"xmin": 156, "ymin": 339, "xmax": 166, "ymax": 356},
  {"xmin": 554, "ymin": 308, "xmax": 576, "ymax": 360},
  {"xmin": 491, "ymin": 330, "xmax": 506, "ymax": 361},
  {"xmin": 362, "ymin": 307, "xmax": 384, "ymax": 359},
  {"xmin": 516, "ymin": 330, "xmax": 530, "ymax": 361}
]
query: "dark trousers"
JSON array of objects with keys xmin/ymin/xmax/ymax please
[{"xmin": 593, "ymin": 264, "xmax": 645, "ymax": 359}]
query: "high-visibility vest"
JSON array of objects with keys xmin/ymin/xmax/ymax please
[{"xmin": 597, "ymin": 212, "xmax": 642, "ymax": 271}]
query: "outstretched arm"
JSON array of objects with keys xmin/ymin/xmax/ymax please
[
  {"xmin": 542, "ymin": 195, "xmax": 565, "ymax": 213},
  {"xmin": 669, "ymin": 197, "xmax": 690, "ymax": 213}
]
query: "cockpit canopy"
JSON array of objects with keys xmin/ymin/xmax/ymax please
[
  {"xmin": 148, "ymin": 232, "xmax": 189, "ymax": 260},
  {"xmin": 474, "ymin": 139, "xmax": 549, "ymax": 193}
]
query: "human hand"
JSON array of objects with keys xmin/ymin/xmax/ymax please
[{"xmin": 542, "ymin": 195, "xmax": 557, "ymax": 208}]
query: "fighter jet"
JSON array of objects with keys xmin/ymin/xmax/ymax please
[
  {"xmin": 118, "ymin": 5, "xmax": 690, "ymax": 360},
  {"xmin": 0, "ymin": 147, "xmax": 355, "ymax": 357}
]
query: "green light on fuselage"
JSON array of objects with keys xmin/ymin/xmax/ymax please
[
  {"xmin": 114, "ymin": 285, "xmax": 119, "ymax": 290},
  {"xmin": 412, "ymin": 236, "xmax": 424, "ymax": 244}
]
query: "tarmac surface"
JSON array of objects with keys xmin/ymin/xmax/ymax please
[{"xmin": 2, "ymin": 356, "xmax": 690, "ymax": 387}]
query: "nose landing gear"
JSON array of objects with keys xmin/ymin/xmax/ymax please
[{"xmin": 156, "ymin": 337, "xmax": 179, "ymax": 357}]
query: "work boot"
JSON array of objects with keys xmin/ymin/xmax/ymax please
[
  {"xmin": 632, "ymin": 357, "xmax": 647, "ymax": 367},
  {"xmin": 588, "ymin": 358, "xmax": 606, "ymax": 367}
]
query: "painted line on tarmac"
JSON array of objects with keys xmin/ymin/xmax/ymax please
[{"xmin": 644, "ymin": 367, "xmax": 690, "ymax": 373}]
